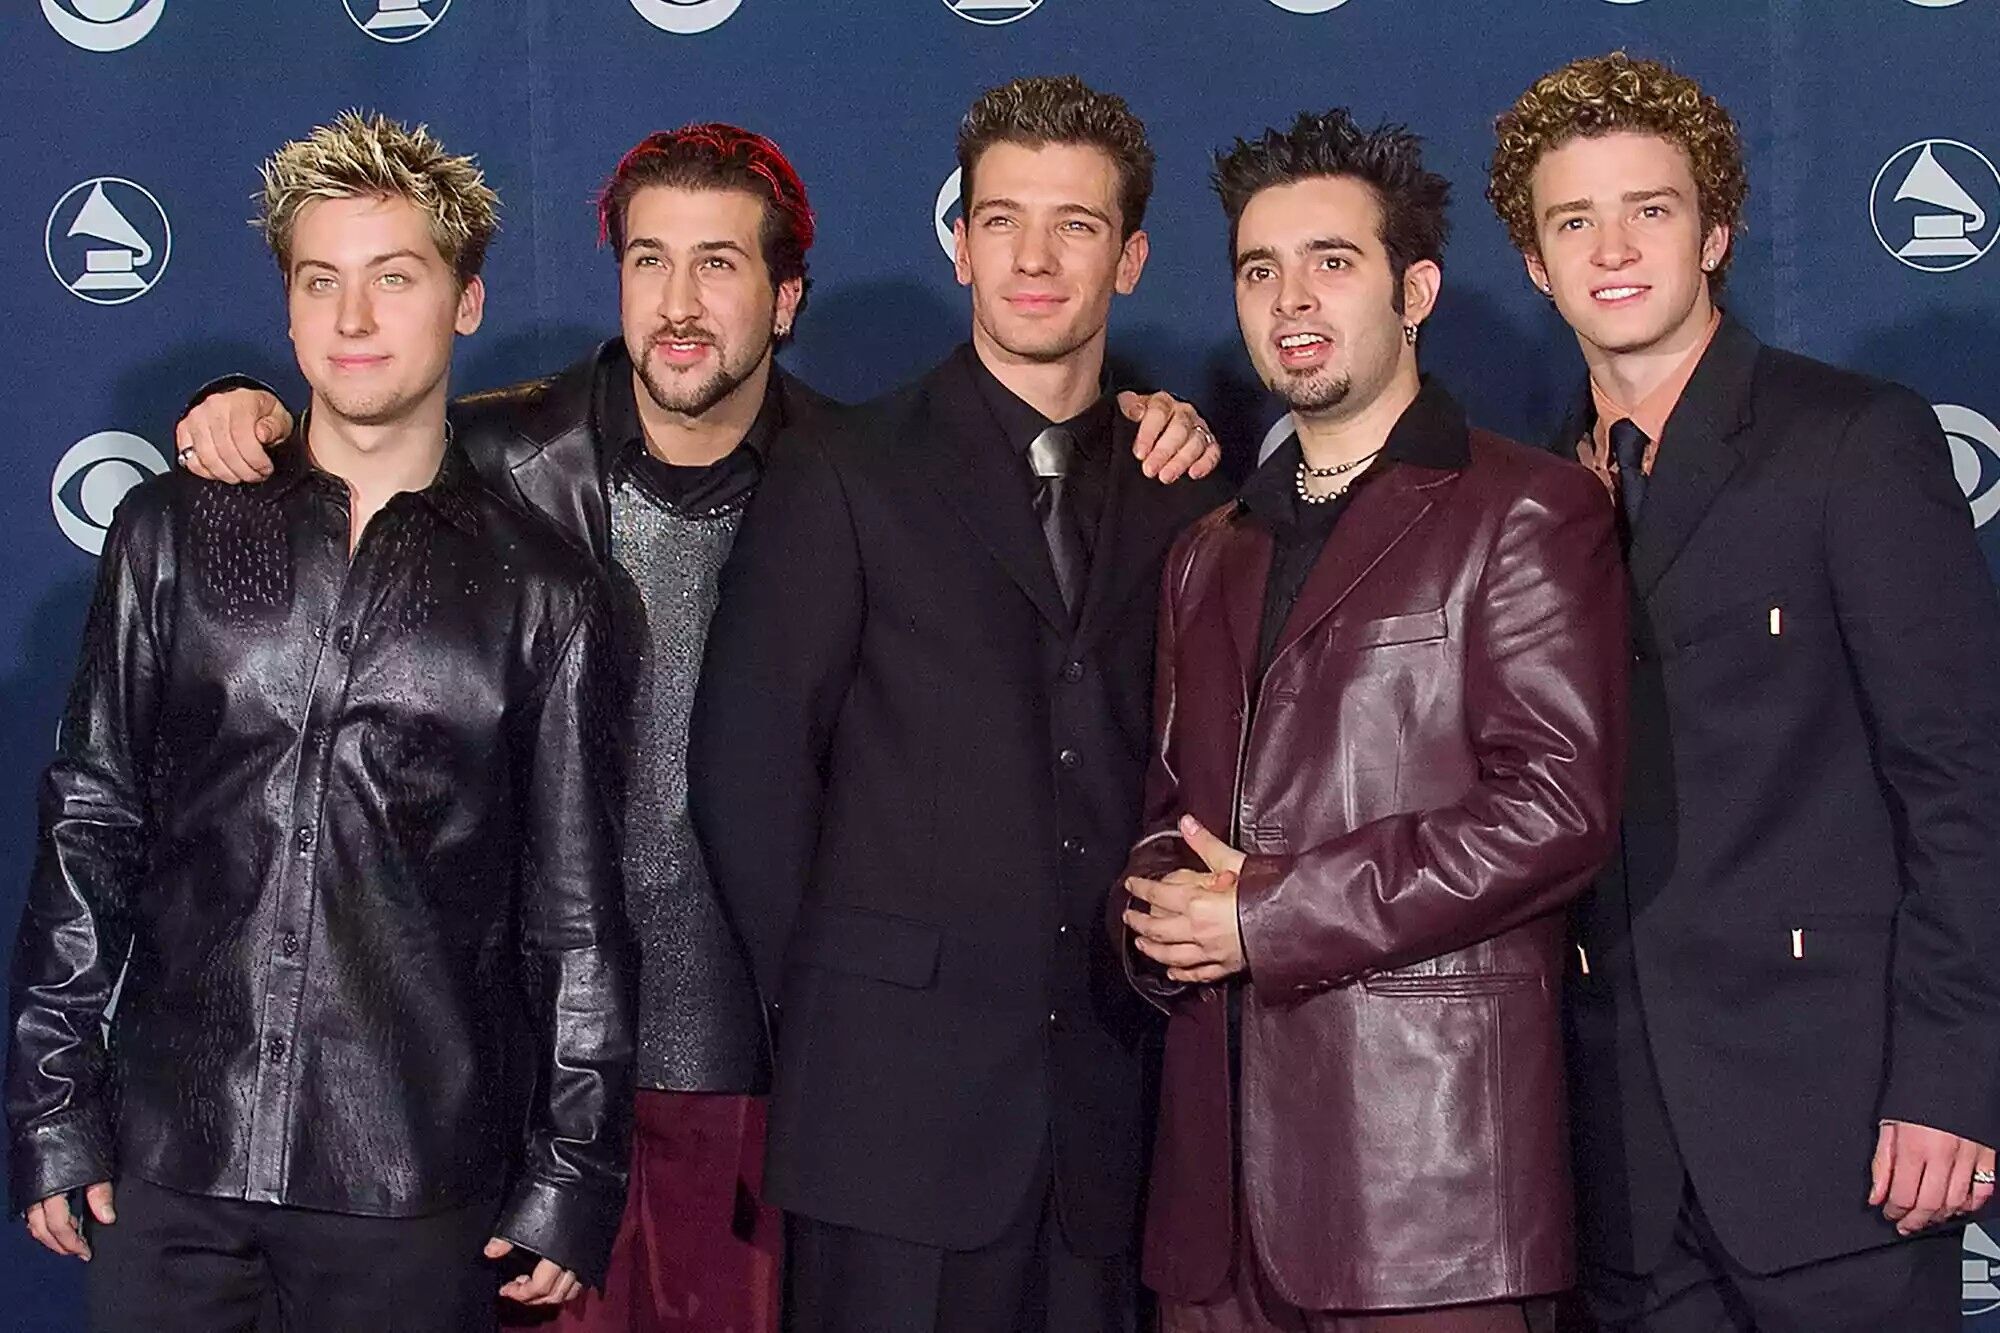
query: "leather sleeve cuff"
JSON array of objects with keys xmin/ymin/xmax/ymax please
[
  {"xmin": 493, "ymin": 1175, "xmax": 623, "ymax": 1290},
  {"xmin": 8, "ymin": 1107, "xmax": 114, "ymax": 1217}
]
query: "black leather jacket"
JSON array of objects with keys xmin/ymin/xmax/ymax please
[{"xmin": 5, "ymin": 438, "xmax": 636, "ymax": 1283}]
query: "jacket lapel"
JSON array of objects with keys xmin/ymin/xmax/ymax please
[
  {"xmin": 1625, "ymin": 317, "xmax": 1760, "ymax": 597},
  {"xmin": 1267, "ymin": 464, "xmax": 1453, "ymax": 669},
  {"xmin": 912, "ymin": 354, "xmax": 1071, "ymax": 633},
  {"xmin": 1219, "ymin": 516, "xmax": 1275, "ymax": 691},
  {"xmin": 502, "ymin": 344, "xmax": 616, "ymax": 563}
]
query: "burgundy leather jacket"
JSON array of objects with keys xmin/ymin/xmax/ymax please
[{"xmin": 1117, "ymin": 403, "xmax": 1626, "ymax": 1312}]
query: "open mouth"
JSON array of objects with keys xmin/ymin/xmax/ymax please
[
  {"xmin": 1591, "ymin": 285, "xmax": 1648, "ymax": 304},
  {"xmin": 1275, "ymin": 331, "xmax": 1331, "ymax": 367}
]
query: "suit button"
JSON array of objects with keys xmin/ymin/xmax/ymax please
[
  {"xmin": 1058, "ymin": 748, "xmax": 1081, "ymax": 770},
  {"xmin": 1058, "ymin": 923, "xmax": 1070, "ymax": 936},
  {"xmin": 335, "ymin": 625, "xmax": 356, "ymax": 653},
  {"xmin": 1048, "ymin": 1010, "xmax": 1065, "ymax": 1031},
  {"xmin": 295, "ymin": 826, "xmax": 316, "ymax": 854},
  {"xmin": 1061, "ymin": 661, "xmax": 1084, "ymax": 683},
  {"xmin": 1062, "ymin": 837, "xmax": 1085, "ymax": 856},
  {"xmin": 267, "ymin": 1037, "xmax": 287, "ymax": 1062},
  {"xmin": 281, "ymin": 932, "xmax": 300, "ymax": 957}
]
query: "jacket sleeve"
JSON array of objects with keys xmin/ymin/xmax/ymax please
[
  {"xmin": 7, "ymin": 498, "xmax": 168, "ymax": 1214},
  {"xmin": 689, "ymin": 429, "xmax": 864, "ymax": 1010},
  {"xmin": 493, "ymin": 586, "xmax": 637, "ymax": 1288},
  {"xmin": 1111, "ymin": 526, "xmax": 1209, "ymax": 1011},
  {"xmin": 1235, "ymin": 462, "xmax": 1628, "ymax": 993},
  {"xmin": 1824, "ymin": 387, "xmax": 2000, "ymax": 1149}
]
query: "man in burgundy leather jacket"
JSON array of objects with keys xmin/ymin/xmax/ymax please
[{"xmin": 1115, "ymin": 111, "xmax": 1628, "ymax": 1333}]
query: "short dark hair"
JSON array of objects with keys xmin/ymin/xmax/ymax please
[
  {"xmin": 956, "ymin": 75, "xmax": 1155, "ymax": 238},
  {"xmin": 597, "ymin": 123, "xmax": 816, "ymax": 321},
  {"xmin": 1213, "ymin": 110, "xmax": 1451, "ymax": 312}
]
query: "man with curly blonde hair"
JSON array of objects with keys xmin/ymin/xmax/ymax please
[
  {"xmin": 1490, "ymin": 53, "xmax": 2000, "ymax": 1332},
  {"xmin": 6, "ymin": 112, "xmax": 637, "ymax": 1330}
]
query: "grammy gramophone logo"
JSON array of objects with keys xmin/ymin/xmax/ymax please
[
  {"xmin": 1870, "ymin": 139, "xmax": 1999, "ymax": 273},
  {"xmin": 343, "ymin": 0, "xmax": 450, "ymax": 42},
  {"xmin": 44, "ymin": 178, "xmax": 171, "ymax": 306}
]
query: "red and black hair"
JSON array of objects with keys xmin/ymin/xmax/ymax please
[{"xmin": 597, "ymin": 123, "xmax": 815, "ymax": 314}]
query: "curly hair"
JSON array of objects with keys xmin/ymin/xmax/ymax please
[
  {"xmin": 1488, "ymin": 52, "xmax": 1746, "ymax": 279},
  {"xmin": 256, "ymin": 110, "xmax": 498, "ymax": 286},
  {"xmin": 1213, "ymin": 109, "xmax": 1451, "ymax": 313},
  {"xmin": 958, "ymin": 75, "xmax": 1155, "ymax": 238}
]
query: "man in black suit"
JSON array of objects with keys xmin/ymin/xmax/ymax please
[
  {"xmin": 1488, "ymin": 53, "xmax": 2000, "ymax": 1331},
  {"xmin": 690, "ymin": 76, "xmax": 1229, "ymax": 1333}
]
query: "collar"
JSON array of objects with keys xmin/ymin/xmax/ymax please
[
  {"xmin": 1588, "ymin": 306, "xmax": 1722, "ymax": 456},
  {"xmin": 960, "ymin": 342, "xmax": 1113, "ymax": 461},
  {"xmin": 258, "ymin": 412, "xmax": 479, "ymax": 533},
  {"xmin": 1238, "ymin": 375, "xmax": 1470, "ymax": 527}
]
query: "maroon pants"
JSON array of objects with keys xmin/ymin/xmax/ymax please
[{"xmin": 504, "ymin": 1090, "xmax": 782, "ymax": 1333}]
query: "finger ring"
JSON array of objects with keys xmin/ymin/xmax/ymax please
[
  {"xmin": 176, "ymin": 446, "xmax": 196, "ymax": 463},
  {"xmin": 1974, "ymin": 1169, "xmax": 1996, "ymax": 1186},
  {"xmin": 1196, "ymin": 425, "xmax": 1213, "ymax": 440}
]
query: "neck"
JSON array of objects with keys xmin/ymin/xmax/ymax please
[
  {"xmin": 1293, "ymin": 358, "xmax": 1420, "ymax": 483},
  {"xmin": 305, "ymin": 393, "xmax": 450, "ymax": 551},
  {"xmin": 1582, "ymin": 287, "xmax": 1716, "ymax": 407},
  {"xmin": 970, "ymin": 322, "xmax": 1104, "ymax": 423},
  {"xmin": 634, "ymin": 353, "xmax": 773, "ymax": 468}
]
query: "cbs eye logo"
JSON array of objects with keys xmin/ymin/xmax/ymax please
[
  {"xmin": 51, "ymin": 431, "xmax": 167, "ymax": 555},
  {"xmin": 41, "ymin": 0, "xmax": 164, "ymax": 52},
  {"xmin": 1940, "ymin": 404, "xmax": 2000, "ymax": 529}
]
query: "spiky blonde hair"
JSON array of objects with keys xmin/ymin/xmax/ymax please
[{"xmin": 255, "ymin": 110, "xmax": 499, "ymax": 285}]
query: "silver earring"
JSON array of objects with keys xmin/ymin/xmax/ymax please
[
  {"xmin": 1537, "ymin": 282, "xmax": 1552, "ymax": 295},
  {"xmin": 1701, "ymin": 259, "xmax": 1716, "ymax": 272},
  {"xmin": 1402, "ymin": 322, "xmax": 1418, "ymax": 346}
]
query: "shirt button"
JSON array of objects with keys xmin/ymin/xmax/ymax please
[
  {"xmin": 1058, "ymin": 748, "xmax": 1081, "ymax": 770},
  {"xmin": 267, "ymin": 1037, "xmax": 287, "ymax": 1062},
  {"xmin": 335, "ymin": 625, "xmax": 355, "ymax": 653},
  {"xmin": 1058, "ymin": 923, "xmax": 1070, "ymax": 936},
  {"xmin": 296, "ymin": 826, "xmax": 316, "ymax": 854},
  {"xmin": 281, "ymin": 932, "xmax": 300, "ymax": 957},
  {"xmin": 1062, "ymin": 837, "xmax": 1085, "ymax": 856},
  {"xmin": 1047, "ymin": 1011, "xmax": 1061, "ymax": 1029},
  {"xmin": 1060, "ymin": 661, "xmax": 1084, "ymax": 683}
]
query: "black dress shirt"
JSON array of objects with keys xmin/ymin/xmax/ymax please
[
  {"xmin": 595, "ymin": 358, "xmax": 781, "ymax": 515},
  {"xmin": 6, "ymin": 434, "xmax": 636, "ymax": 1283},
  {"xmin": 963, "ymin": 343, "xmax": 1114, "ymax": 561}
]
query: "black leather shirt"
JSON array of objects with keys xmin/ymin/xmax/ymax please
[{"xmin": 5, "ymin": 436, "xmax": 636, "ymax": 1282}]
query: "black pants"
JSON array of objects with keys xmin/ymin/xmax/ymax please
[
  {"xmin": 1579, "ymin": 1179, "xmax": 1961, "ymax": 1332},
  {"xmin": 87, "ymin": 1176, "xmax": 504, "ymax": 1333},
  {"xmin": 785, "ymin": 1168, "xmax": 1134, "ymax": 1333}
]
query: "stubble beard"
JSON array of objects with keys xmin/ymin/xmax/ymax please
[{"xmin": 635, "ymin": 324, "xmax": 772, "ymax": 418}]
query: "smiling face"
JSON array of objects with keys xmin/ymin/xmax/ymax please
[
  {"xmin": 286, "ymin": 194, "xmax": 483, "ymax": 429},
  {"xmin": 1525, "ymin": 130, "xmax": 1728, "ymax": 360},
  {"xmin": 953, "ymin": 140, "xmax": 1148, "ymax": 368},
  {"xmin": 1232, "ymin": 174, "xmax": 1435, "ymax": 420},
  {"xmin": 617, "ymin": 184, "xmax": 802, "ymax": 418}
]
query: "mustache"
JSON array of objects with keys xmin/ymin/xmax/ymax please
[{"xmin": 648, "ymin": 324, "xmax": 719, "ymax": 348}]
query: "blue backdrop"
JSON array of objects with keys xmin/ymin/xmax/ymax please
[{"xmin": 4, "ymin": 1, "xmax": 1998, "ymax": 1327}]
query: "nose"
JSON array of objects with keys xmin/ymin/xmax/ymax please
[
  {"xmin": 336, "ymin": 283, "xmax": 374, "ymax": 338},
  {"xmin": 660, "ymin": 262, "xmax": 702, "ymax": 325},
  {"xmin": 1273, "ymin": 265, "xmax": 1317, "ymax": 320},
  {"xmin": 1015, "ymin": 225, "xmax": 1057, "ymax": 277},
  {"xmin": 1591, "ymin": 217, "xmax": 1639, "ymax": 269}
]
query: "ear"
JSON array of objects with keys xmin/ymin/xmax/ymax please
[
  {"xmin": 1401, "ymin": 258, "xmax": 1442, "ymax": 330},
  {"xmin": 952, "ymin": 217, "xmax": 973, "ymax": 288},
  {"xmin": 1523, "ymin": 249, "xmax": 1551, "ymax": 296},
  {"xmin": 1700, "ymin": 223, "xmax": 1730, "ymax": 278},
  {"xmin": 774, "ymin": 275, "xmax": 804, "ymax": 335},
  {"xmin": 455, "ymin": 275, "xmax": 486, "ymax": 336},
  {"xmin": 1115, "ymin": 228, "xmax": 1150, "ymax": 296}
]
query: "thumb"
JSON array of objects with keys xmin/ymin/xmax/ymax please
[
  {"xmin": 484, "ymin": 1237, "xmax": 514, "ymax": 1259},
  {"xmin": 1869, "ymin": 1122, "xmax": 1896, "ymax": 1207},
  {"xmin": 1179, "ymin": 815, "xmax": 1229, "ymax": 871},
  {"xmin": 1114, "ymin": 389, "xmax": 1144, "ymax": 422},
  {"xmin": 85, "ymin": 1181, "xmax": 116, "ymax": 1225}
]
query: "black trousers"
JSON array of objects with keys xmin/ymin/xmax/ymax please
[
  {"xmin": 1579, "ymin": 1179, "xmax": 1961, "ymax": 1332},
  {"xmin": 785, "ymin": 1166, "xmax": 1134, "ymax": 1333},
  {"xmin": 86, "ymin": 1176, "xmax": 505, "ymax": 1333}
]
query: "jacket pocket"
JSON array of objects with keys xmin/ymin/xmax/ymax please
[
  {"xmin": 1328, "ymin": 607, "xmax": 1448, "ymax": 653},
  {"xmin": 1360, "ymin": 971, "xmax": 1542, "ymax": 998},
  {"xmin": 792, "ymin": 903, "xmax": 942, "ymax": 990}
]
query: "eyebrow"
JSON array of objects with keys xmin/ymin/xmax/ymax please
[
  {"xmin": 1541, "ymin": 186, "xmax": 1686, "ymax": 221},
  {"xmin": 1234, "ymin": 236, "xmax": 1364, "ymax": 269},
  {"xmin": 970, "ymin": 197, "xmax": 1116, "ymax": 227},
  {"xmin": 292, "ymin": 249, "xmax": 426, "ymax": 274},
  {"xmin": 622, "ymin": 237, "xmax": 754, "ymax": 257}
]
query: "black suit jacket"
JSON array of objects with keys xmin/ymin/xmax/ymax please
[
  {"xmin": 689, "ymin": 347, "xmax": 1226, "ymax": 1254},
  {"xmin": 1555, "ymin": 315, "xmax": 2000, "ymax": 1275}
]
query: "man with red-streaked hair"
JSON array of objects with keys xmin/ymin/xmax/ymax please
[{"xmin": 171, "ymin": 122, "xmax": 1222, "ymax": 1332}]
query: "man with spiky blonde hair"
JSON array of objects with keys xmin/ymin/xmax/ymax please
[{"xmin": 6, "ymin": 112, "xmax": 636, "ymax": 1331}]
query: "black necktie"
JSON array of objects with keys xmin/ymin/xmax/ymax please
[
  {"xmin": 1028, "ymin": 426, "xmax": 1086, "ymax": 616},
  {"xmin": 1609, "ymin": 417, "xmax": 1651, "ymax": 532}
]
